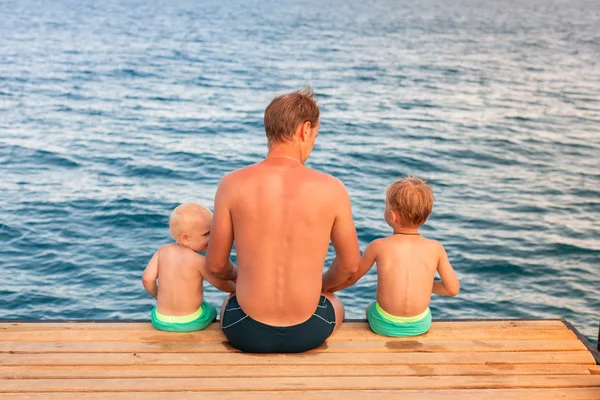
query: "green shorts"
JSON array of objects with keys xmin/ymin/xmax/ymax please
[
  {"xmin": 151, "ymin": 301, "xmax": 217, "ymax": 332},
  {"xmin": 367, "ymin": 302, "xmax": 432, "ymax": 337}
]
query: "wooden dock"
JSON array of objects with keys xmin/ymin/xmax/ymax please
[{"xmin": 1, "ymin": 320, "xmax": 599, "ymax": 399}]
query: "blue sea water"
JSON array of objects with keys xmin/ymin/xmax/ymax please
[{"xmin": 0, "ymin": 0, "xmax": 599, "ymax": 344}]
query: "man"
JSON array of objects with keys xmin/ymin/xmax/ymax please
[{"xmin": 206, "ymin": 87, "xmax": 360, "ymax": 353}]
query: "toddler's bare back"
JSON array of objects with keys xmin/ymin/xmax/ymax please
[{"xmin": 155, "ymin": 243, "xmax": 205, "ymax": 316}]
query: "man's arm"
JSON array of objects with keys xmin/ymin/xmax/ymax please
[
  {"xmin": 206, "ymin": 175, "xmax": 237, "ymax": 280},
  {"xmin": 201, "ymin": 258, "xmax": 237, "ymax": 294},
  {"xmin": 328, "ymin": 240, "xmax": 378, "ymax": 292},
  {"xmin": 322, "ymin": 182, "xmax": 360, "ymax": 291},
  {"xmin": 142, "ymin": 250, "xmax": 159, "ymax": 299},
  {"xmin": 432, "ymin": 243, "xmax": 460, "ymax": 296}
]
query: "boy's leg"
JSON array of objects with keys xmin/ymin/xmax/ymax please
[
  {"xmin": 219, "ymin": 294, "xmax": 235, "ymax": 324},
  {"xmin": 321, "ymin": 291, "xmax": 345, "ymax": 333}
]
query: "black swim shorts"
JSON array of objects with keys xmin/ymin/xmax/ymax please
[{"xmin": 221, "ymin": 295, "xmax": 336, "ymax": 353}]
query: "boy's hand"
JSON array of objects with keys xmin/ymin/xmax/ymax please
[
  {"xmin": 142, "ymin": 251, "xmax": 159, "ymax": 299},
  {"xmin": 433, "ymin": 243, "xmax": 460, "ymax": 296}
]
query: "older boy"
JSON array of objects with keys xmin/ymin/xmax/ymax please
[{"xmin": 331, "ymin": 177, "xmax": 460, "ymax": 336}]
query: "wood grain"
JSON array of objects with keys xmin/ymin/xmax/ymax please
[{"xmin": 0, "ymin": 320, "xmax": 595, "ymax": 399}]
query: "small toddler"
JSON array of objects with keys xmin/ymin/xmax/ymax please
[
  {"xmin": 142, "ymin": 202, "xmax": 235, "ymax": 332},
  {"xmin": 331, "ymin": 177, "xmax": 459, "ymax": 336}
]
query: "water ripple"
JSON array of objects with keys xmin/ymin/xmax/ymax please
[{"xmin": 0, "ymin": 0, "xmax": 598, "ymax": 344}]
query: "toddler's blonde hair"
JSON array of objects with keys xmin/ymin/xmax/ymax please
[{"xmin": 169, "ymin": 203, "xmax": 212, "ymax": 242}]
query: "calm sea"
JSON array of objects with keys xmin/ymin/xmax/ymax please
[{"xmin": 0, "ymin": 0, "xmax": 598, "ymax": 344}]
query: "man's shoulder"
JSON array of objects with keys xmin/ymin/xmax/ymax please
[
  {"xmin": 219, "ymin": 163, "xmax": 262, "ymax": 184},
  {"xmin": 220, "ymin": 163, "xmax": 348, "ymax": 197},
  {"xmin": 304, "ymin": 168, "xmax": 347, "ymax": 193},
  {"xmin": 216, "ymin": 165, "xmax": 255, "ymax": 193}
]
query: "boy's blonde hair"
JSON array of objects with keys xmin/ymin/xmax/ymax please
[
  {"xmin": 169, "ymin": 203, "xmax": 212, "ymax": 242},
  {"xmin": 386, "ymin": 177, "xmax": 434, "ymax": 226}
]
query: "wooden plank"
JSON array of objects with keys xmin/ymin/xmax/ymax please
[
  {"xmin": 2, "ymin": 375, "xmax": 600, "ymax": 392},
  {"xmin": 0, "ymin": 351, "xmax": 595, "ymax": 366},
  {"xmin": 0, "ymin": 328, "xmax": 577, "ymax": 343},
  {"xmin": 0, "ymin": 364, "xmax": 594, "ymax": 379},
  {"xmin": 0, "ymin": 340, "xmax": 587, "ymax": 354},
  {"xmin": 0, "ymin": 320, "xmax": 568, "ymax": 331},
  {"xmin": 590, "ymin": 366, "xmax": 600, "ymax": 375},
  {"xmin": 4, "ymin": 389, "xmax": 600, "ymax": 400}
]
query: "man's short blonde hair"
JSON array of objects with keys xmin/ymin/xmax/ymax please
[
  {"xmin": 386, "ymin": 177, "xmax": 434, "ymax": 226},
  {"xmin": 264, "ymin": 86, "xmax": 320, "ymax": 145}
]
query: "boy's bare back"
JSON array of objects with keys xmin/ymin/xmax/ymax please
[
  {"xmin": 146, "ymin": 244, "xmax": 205, "ymax": 316},
  {"xmin": 368, "ymin": 235, "xmax": 455, "ymax": 317}
]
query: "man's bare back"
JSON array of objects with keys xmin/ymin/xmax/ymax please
[{"xmin": 214, "ymin": 158, "xmax": 355, "ymax": 325}]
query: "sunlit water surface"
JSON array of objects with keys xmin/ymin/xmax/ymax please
[{"xmin": 0, "ymin": 0, "xmax": 598, "ymax": 344}]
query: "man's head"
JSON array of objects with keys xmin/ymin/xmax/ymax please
[
  {"xmin": 385, "ymin": 177, "xmax": 434, "ymax": 228},
  {"xmin": 264, "ymin": 86, "xmax": 320, "ymax": 160},
  {"xmin": 169, "ymin": 203, "xmax": 213, "ymax": 252}
]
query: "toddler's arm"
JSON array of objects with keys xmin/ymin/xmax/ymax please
[
  {"xmin": 327, "ymin": 240, "xmax": 379, "ymax": 292},
  {"xmin": 432, "ymin": 243, "xmax": 460, "ymax": 296},
  {"xmin": 142, "ymin": 251, "xmax": 159, "ymax": 299}
]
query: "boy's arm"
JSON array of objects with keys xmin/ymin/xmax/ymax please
[
  {"xmin": 142, "ymin": 250, "xmax": 159, "ymax": 299},
  {"xmin": 432, "ymin": 243, "xmax": 460, "ymax": 296},
  {"xmin": 206, "ymin": 175, "xmax": 237, "ymax": 280},
  {"xmin": 327, "ymin": 241, "xmax": 378, "ymax": 293},
  {"xmin": 322, "ymin": 182, "xmax": 361, "ymax": 291}
]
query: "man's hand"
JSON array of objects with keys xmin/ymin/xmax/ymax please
[{"xmin": 325, "ymin": 240, "xmax": 378, "ymax": 293}]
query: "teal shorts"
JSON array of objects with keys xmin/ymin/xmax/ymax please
[
  {"xmin": 367, "ymin": 302, "xmax": 432, "ymax": 337},
  {"xmin": 151, "ymin": 301, "xmax": 217, "ymax": 332}
]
